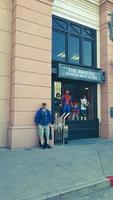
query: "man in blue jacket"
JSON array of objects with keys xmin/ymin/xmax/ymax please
[{"xmin": 35, "ymin": 103, "xmax": 52, "ymax": 149}]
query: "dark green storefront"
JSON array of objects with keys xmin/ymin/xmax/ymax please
[{"xmin": 52, "ymin": 15, "xmax": 105, "ymax": 140}]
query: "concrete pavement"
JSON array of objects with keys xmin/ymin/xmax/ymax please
[{"xmin": 1, "ymin": 138, "xmax": 113, "ymax": 199}]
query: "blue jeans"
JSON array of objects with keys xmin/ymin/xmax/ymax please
[{"xmin": 63, "ymin": 104, "xmax": 71, "ymax": 113}]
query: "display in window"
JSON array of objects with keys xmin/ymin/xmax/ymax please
[
  {"xmin": 72, "ymin": 100, "xmax": 80, "ymax": 120},
  {"xmin": 54, "ymin": 92, "xmax": 90, "ymax": 121},
  {"xmin": 54, "ymin": 93, "xmax": 62, "ymax": 117},
  {"xmin": 80, "ymin": 94, "xmax": 89, "ymax": 120}
]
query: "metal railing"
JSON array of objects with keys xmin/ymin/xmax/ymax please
[
  {"xmin": 50, "ymin": 112, "xmax": 70, "ymax": 145},
  {"xmin": 63, "ymin": 112, "xmax": 70, "ymax": 126}
]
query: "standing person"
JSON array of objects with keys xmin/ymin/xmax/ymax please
[
  {"xmin": 61, "ymin": 90, "xmax": 72, "ymax": 114},
  {"xmin": 72, "ymin": 100, "xmax": 80, "ymax": 120},
  {"xmin": 80, "ymin": 95, "xmax": 89, "ymax": 120},
  {"xmin": 34, "ymin": 103, "xmax": 52, "ymax": 149},
  {"xmin": 54, "ymin": 93, "xmax": 62, "ymax": 116}
]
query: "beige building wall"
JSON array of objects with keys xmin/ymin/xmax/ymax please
[
  {"xmin": 0, "ymin": 0, "xmax": 12, "ymax": 147},
  {"xmin": 100, "ymin": 0, "xmax": 113, "ymax": 138},
  {"xmin": 8, "ymin": 0, "xmax": 53, "ymax": 148}
]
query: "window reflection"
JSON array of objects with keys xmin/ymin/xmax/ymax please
[
  {"xmin": 69, "ymin": 36, "xmax": 80, "ymax": 64},
  {"xmin": 52, "ymin": 16, "xmax": 96, "ymax": 67},
  {"xmin": 52, "ymin": 31, "xmax": 66, "ymax": 61},
  {"xmin": 83, "ymin": 40, "xmax": 92, "ymax": 66}
]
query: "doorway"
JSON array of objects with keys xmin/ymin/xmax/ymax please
[
  {"xmin": 52, "ymin": 79, "xmax": 99, "ymax": 139},
  {"xmin": 53, "ymin": 80, "xmax": 97, "ymax": 121}
]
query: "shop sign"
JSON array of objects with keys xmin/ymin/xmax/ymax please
[{"xmin": 58, "ymin": 64, "xmax": 105, "ymax": 83}]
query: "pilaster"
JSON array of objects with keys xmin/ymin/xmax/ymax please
[{"xmin": 8, "ymin": 0, "xmax": 53, "ymax": 148}]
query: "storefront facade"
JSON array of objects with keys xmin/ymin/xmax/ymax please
[{"xmin": 0, "ymin": 0, "xmax": 113, "ymax": 148}]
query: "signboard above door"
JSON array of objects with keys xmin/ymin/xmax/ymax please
[{"xmin": 58, "ymin": 64, "xmax": 105, "ymax": 83}]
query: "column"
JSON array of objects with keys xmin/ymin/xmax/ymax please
[{"xmin": 8, "ymin": 0, "xmax": 53, "ymax": 148}]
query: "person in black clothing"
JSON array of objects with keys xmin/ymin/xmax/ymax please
[{"xmin": 54, "ymin": 93, "xmax": 62, "ymax": 116}]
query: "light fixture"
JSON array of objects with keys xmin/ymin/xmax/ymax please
[
  {"xmin": 71, "ymin": 55, "xmax": 79, "ymax": 61},
  {"xmin": 57, "ymin": 51, "xmax": 65, "ymax": 58}
]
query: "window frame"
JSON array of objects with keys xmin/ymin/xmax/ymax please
[
  {"xmin": 68, "ymin": 34, "xmax": 81, "ymax": 65},
  {"xmin": 52, "ymin": 29, "xmax": 67, "ymax": 62},
  {"xmin": 82, "ymin": 38, "xmax": 93, "ymax": 67},
  {"xmin": 52, "ymin": 15, "xmax": 97, "ymax": 69}
]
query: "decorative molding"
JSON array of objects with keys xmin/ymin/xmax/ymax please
[
  {"xmin": 52, "ymin": 0, "xmax": 99, "ymax": 29},
  {"xmin": 100, "ymin": 0, "xmax": 113, "ymax": 6},
  {"xmin": 69, "ymin": 0, "xmax": 99, "ymax": 6},
  {"xmin": 53, "ymin": 0, "xmax": 99, "ymax": 15},
  {"xmin": 57, "ymin": 0, "xmax": 99, "ymax": 7},
  {"xmin": 88, "ymin": 0, "xmax": 99, "ymax": 5}
]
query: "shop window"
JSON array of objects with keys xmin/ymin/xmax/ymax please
[
  {"xmin": 83, "ymin": 28, "xmax": 94, "ymax": 39},
  {"xmin": 69, "ymin": 36, "xmax": 80, "ymax": 64},
  {"xmin": 52, "ymin": 15, "xmax": 96, "ymax": 68},
  {"xmin": 54, "ymin": 82, "xmax": 61, "ymax": 97},
  {"xmin": 69, "ymin": 23, "xmax": 81, "ymax": 35},
  {"xmin": 52, "ymin": 17, "xmax": 67, "ymax": 31},
  {"xmin": 52, "ymin": 30, "xmax": 66, "ymax": 62},
  {"xmin": 83, "ymin": 40, "xmax": 92, "ymax": 66},
  {"xmin": 53, "ymin": 81, "xmax": 97, "ymax": 121}
]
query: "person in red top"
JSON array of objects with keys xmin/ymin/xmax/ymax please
[{"xmin": 62, "ymin": 90, "xmax": 72, "ymax": 113}]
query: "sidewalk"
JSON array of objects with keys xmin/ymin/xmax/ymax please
[{"xmin": 1, "ymin": 138, "xmax": 113, "ymax": 200}]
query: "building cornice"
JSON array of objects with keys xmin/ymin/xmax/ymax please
[
  {"xmin": 100, "ymin": 0, "xmax": 113, "ymax": 6},
  {"xmin": 52, "ymin": 0, "xmax": 99, "ymax": 29},
  {"xmin": 83, "ymin": 0, "xmax": 99, "ymax": 5},
  {"xmin": 63, "ymin": 0, "xmax": 99, "ymax": 6},
  {"xmin": 53, "ymin": 0, "xmax": 99, "ymax": 15}
]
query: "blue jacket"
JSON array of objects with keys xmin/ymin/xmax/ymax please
[{"xmin": 34, "ymin": 108, "xmax": 52, "ymax": 126}]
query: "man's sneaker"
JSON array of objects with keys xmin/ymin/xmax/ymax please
[
  {"xmin": 46, "ymin": 144, "xmax": 51, "ymax": 149},
  {"xmin": 42, "ymin": 144, "xmax": 46, "ymax": 149},
  {"xmin": 40, "ymin": 144, "xmax": 46, "ymax": 149}
]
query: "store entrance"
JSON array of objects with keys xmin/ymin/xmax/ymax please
[
  {"xmin": 52, "ymin": 79, "xmax": 99, "ymax": 139},
  {"xmin": 53, "ymin": 80, "xmax": 97, "ymax": 121}
]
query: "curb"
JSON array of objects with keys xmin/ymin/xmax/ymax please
[
  {"xmin": 24, "ymin": 178, "xmax": 110, "ymax": 200},
  {"xmin": 46, "ymin": 179, "xmax": 110, "ymax": 200}
]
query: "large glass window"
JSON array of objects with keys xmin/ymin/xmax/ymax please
[
  {"xmin": 69, "ymin": 36, "xmax": 80, "ymax": 64},
  {"xmin": 83, "ymin": 40, "xmax": 92, "ymax": 66},
  {"xmin": 52, "ymin": 16, "xmax": 96, "ymax": 68},
  {"xmin": 52, "ymin": 31, "xmax": 66, "ymax": 62}
]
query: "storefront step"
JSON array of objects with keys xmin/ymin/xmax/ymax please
[{"xmin": 67, "ymin": 120, "xmax": 99, "ymax": 140}]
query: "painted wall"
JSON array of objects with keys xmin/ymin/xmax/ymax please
[
  {"xmin": 8, "ymin": 0, "xmax": 53, "ymax": 148},
  {"xmin": 52, "ymin": 0, "xmax": 101, "ymax": 121},
  {"xmin": 0, "ymin": 0, "xmax": 12, "ymax": 147}
]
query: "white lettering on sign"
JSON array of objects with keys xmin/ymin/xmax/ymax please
[{"xmin": 59, "ymin": 64, "xmax": 102, "ymax": 83}]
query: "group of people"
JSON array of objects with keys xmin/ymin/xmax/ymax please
[
  {"xmin": 34, "ymin": 90, "xmax": 89, "ymax": 149},
  {"xmin": 54, "ymin": 89, "xmax": 89, "ymax": 121}
]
